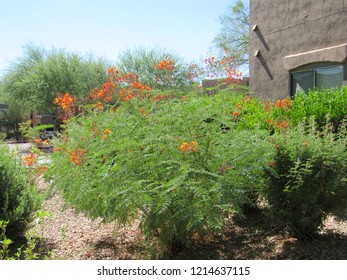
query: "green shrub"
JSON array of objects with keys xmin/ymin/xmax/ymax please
[
  {"xmin": 264, "ymin": 119, "xmax": 347, "ymax": 237},
  {"xmin": 0, "ymin": 133, "xmax": 7, "ymax": 141},
  {"xmin": 0, "ymin": 144, "xmax": 41, "ymax": 236},
  {"xmin": 48, "ymin": 93, "xmax": 272, "ymax": 249},
  {"xmin": 291, "ymin": 86, "xmax": 347, "ymax": 130}
]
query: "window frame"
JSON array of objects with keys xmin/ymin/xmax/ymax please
[{"xmin": 290, "ymin": 64, "xmax": 344, "ymax": 97}]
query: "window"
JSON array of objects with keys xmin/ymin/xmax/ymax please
[{"xmin": 291, "ymin": 65, "xmax": 343, "ymax": 95}]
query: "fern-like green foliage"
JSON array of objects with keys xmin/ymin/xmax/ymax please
[
  {"xmin": 264, "ymin": 119, "xmax": 347, "ymax": 237},
  {"xmin": 48, "ymin": 92, "xmax": 273, "ymax": 247}
]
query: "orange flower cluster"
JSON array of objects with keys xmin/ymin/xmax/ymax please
[
  {"xmin": 151, "ymin": 94, "xmax": 165, "ymax": 102},
  {"xmin": 119, "ymin": 81, "xmax": 151, "ymax": 102},
  {"xmin": 107, "ymin": 66, "xmax": 119, "ymax": 76},
  {"xmin": 204, "ymin": 54, "xmax": 243, "ymax": 87},
  {"xmin": 232, "ymin": 111, "xmax": 241, "ymax": 117},
  {"xmin": 54, "ymin": 93, "xmax": 76, "ymax": 111},
  {"xmin": 225, "ymin": 68, "xmax": 243, "ymax": 87},
  {"xmin": 23, "ymin": 153, "xmax": 38, "ymax": 167},
  {"xmin": 89, "ymin": 69, "xmax": 152, "ymax": 106},
  {"xmin": 131, "ymin": 81, "xmax": 151, "ymax": 91},
  {"xmin": 268, "ymin": 119, "xmax": 290, "ymax": 130},
  {"xmin": 231, "ymin": 104, "xmax": 242, "ymax": 120},
  {"xmin": 265, "ymin": 98, "xmax": 292, "ymax": 112},
  {"xmin": 278, "ymin": 120, "xmax": 289, "ymax": 129},
  {"xmin": 102, "ymin": 129, "xmax": 111, "ymax": 139},
  {"xmin": 116, "ymin": 72, "xmax": 139, "ymax": 83},
  {"xmin": 276, "ymin": 98, "xmax": 292, "ymax": 109},
  {"xmin": 89, "ymin": 81, "xmax": 116, "ymax": 103},
  {"xmin": 179, "ymin": 141, "xmax": 198, "ymax": 153},
  {"xmin": 156, "ymin": 59, "xmax": 175, "ymax": 71},
  {"xmin": 35, "ymin": 138, "xmax": 50, "ymax": 145},
  {"xmin": 52, "ymin": 67, "xmax": 154, "ymax": 121},
  {"xmin": 54, "ymin": 93, "xmax": 77, "ymax": 121},
  {"xmin": 67, "ymin": 149, "xmax": 86, "ymax": 165}
]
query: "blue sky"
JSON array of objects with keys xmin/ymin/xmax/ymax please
[{"xmin": 0, "ymin": 0, "xmax": 237, "ymax": 77}]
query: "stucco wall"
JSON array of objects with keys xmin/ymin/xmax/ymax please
[{"xmin": 250, "ymin": 0, "xmax": 347, "ymax": 99}]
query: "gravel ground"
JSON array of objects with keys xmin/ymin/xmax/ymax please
[
  {"xmin": 32, "ymin": 179, "xmax": 145, "ymax": 260},
  {"xmin": 29, "ymin": 178, "xmax": 347, "ymax": 260}
]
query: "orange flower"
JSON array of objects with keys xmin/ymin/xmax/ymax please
[
  {"xmin": 278, "ymin": 120, "xmax": 289, "ymax": 129},
  {"xmin": 276, "ymin": 98, "xmax": 291, "ymax": 109},
  {"xmin": 232, "ymin": 111, "xmax": 240, "ymax": 117},
  {"xmin": 40, "ymin": 165, "xmax": 48, "ymax": 171},
  {"xmin": 107, "ymin": 66, "xmax": 119, "ymax": 76},
  {"xmin": 268, "ymin": 119, "xmax": 290, "ymax": 130},
  {"xmin": 105, "ymin": 129, "xmax": 111, "ymax": 135},
  {"xmin": 156, "ymin": 59, "xmax": 175, "ymax": 71},
  {"xmin": 23, "ymin": 153, "xmax": 37, "ymax": 167},
  {"xmin": 179, "ymin": 141, "xmax": 198, "ymax": 153},
  {"xmin": 67, "ymin": 149, "xmax": 86, "ymax": 165},
  {"xmin": 54, "ymin": 93, "xmax": 76, "ymax": 111},
  {"xmin": 95, "ymin": 102, "xmax": 103, "ymax": 109}
]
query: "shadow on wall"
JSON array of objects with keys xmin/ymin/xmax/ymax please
[
  {"xmin": 254, "ymin": 27, "xmax": 270, "ymax": 51},
  {"xmin": 253, "ymin": 26, "xmax": 273, "ymax": 80},
  {"xmin": 257, "ymin": 51, "xmax": 273, "ymax": 80}
]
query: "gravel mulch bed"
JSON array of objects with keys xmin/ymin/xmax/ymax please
[{"xmin": 29, "ymin": 178, "xmax": 347, "ymax": 260}]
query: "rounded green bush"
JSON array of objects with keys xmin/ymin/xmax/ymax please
[
  {"xmin": 0, "ymin": 144, "xmax": 41, "ymax": 236},
  {"xmin": 48, "ymin": 92, "xmax": 272, "ymax": 248},
  {"xmin": 264, "ymin": 120, "xmax": 347, "ymax": 238}
]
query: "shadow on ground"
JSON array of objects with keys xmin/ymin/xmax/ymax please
[{"xmin": 170, "ymin": 209, "xmax": 347, "ymax": 260}]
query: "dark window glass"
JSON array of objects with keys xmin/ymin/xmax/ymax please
[
  {"xmin": 291, "ymin": 65, "xmax": 344, "ymax": 95},
  {"xmin": 316, "ymin": 66, "xmax": 343, "ymax": 89},
  {"xmin": 291, "ymin": 70, "xmax": 314, "ymax": 94}
]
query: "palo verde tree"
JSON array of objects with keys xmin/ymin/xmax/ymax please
[
  {"xmin": 116, "ymin": 46, "xmax": 202, "ymax": 90},
  {"xmin": 214, "ymin": 0, "xmax": 250, "ymax": 70},
  {"xmin": 0, "ymin": 44, "xmax": 108, "ymax": 115}
]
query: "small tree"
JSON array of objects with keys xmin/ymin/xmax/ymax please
[
  {"xmin": 214, "ymin": 0, "xmax": 250, "ymax": 70},
  {"xmin": 0, "ymin": 94, "xmax": 28, "ymax": 139},
  {"xmin": 116, "ymin": 46, "xmax": 201, "ymax": 90},
  {"xmin": 0, "ymin": 44, "xmax": 108, "ymax": 116}
]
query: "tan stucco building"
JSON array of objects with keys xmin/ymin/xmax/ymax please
[{"xmin": 249, "ymin": 0, "xmax": 347, "ymax": 99}]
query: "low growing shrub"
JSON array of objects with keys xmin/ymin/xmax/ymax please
[
  {"xmin": 48, "ymin": 93, "xmax": 272, "ymax": 249},
  {"xmin": 264, "ymin": 119, "xmax": 347, "ymax": 237},
  {"xmin": 0, "ymin": 144, "xmax": 41, "ymax": 236}
]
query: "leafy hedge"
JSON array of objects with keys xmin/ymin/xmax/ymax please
[
  {"xmin": 290, "ymin": 87, "xmax": 347, "ymax": 130},
  {"xmin": 264, "ymin": 120, "xmax": 347, "ymax": 237},
  {"xmin": 0, "ymin": 144, "xmax": 41, "ymax": 236}
]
